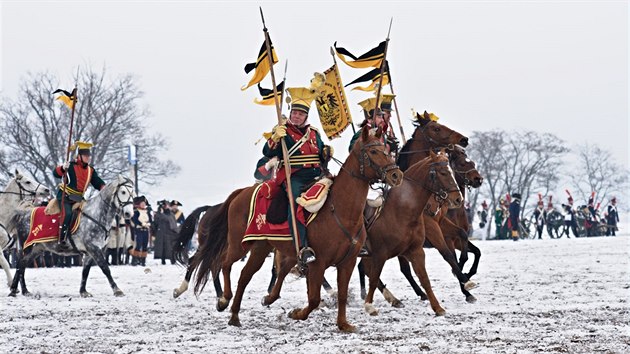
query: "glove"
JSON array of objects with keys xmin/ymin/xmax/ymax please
[
  {"xmin": 62, "ymin": 161, "xmax": 70, "ymax": 172},
  {"xmin": 264, "ymin": 157, "xmax": 279, "ymax": 171},
  {"xmin": 271, "ymin": 124, "xmax": 287, "ymax": 143},
  {"xmin": 322, "ymin": 145, "xmax": 334, "ymax": 162}
]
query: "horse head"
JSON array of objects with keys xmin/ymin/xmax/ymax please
[
  {"xmin": 412, "ymin": 111, "xmax": 469, "ymax": 148},
  {"xmin": 101, "ymin": 175, "xmax": 135, "ymax": 219},
  {"xmin": 449, "ymin": 145, "xmax": 483, "ymax": 188},
  {"xmin": 10, "ymin": 169, "xmax": 51, "ymax": 199},
  {"xmin": 426, "ymin": 149, "xmax": 463, "ymax": 209},
  {"xmin": 352, "ymin": 125, "xmax": 403, "ymax": 187}
]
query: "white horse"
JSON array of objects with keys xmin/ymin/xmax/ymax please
[
  {"xmin": 8, "ymin": 175, "xmax": 134, "ymax": 297},
  {"xmin": 0, "ymin": 170, "xmax": 51, "ymax": 288}
]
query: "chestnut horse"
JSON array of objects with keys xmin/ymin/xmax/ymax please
[
  {"xmin": 359, "ymin": 144, "xmax": 484, "ymax": 304},
  {"xmin": 191, "ymin": 126, "xmax": 402, "ymax": 332},
  {"xmin": 360, "ymin": 149, "xmax": 464, "ymax": 316}
]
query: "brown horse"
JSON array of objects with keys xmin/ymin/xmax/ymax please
[
  {"xmin": 360, "ymin": 149, "xmax": 464, "ymax": 316},
  {"xmin": 357, "ymin": 112, "xmax": 479, "ymax": 303},
  {"xmin": 190, "ymin": 126, "xmax": 402, "ymax": 332}
]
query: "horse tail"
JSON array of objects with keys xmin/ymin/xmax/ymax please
[
  {"xmin": 172, "ymin": 205, "xmax": 211, "ymax": 266},
  {"xmin": 192, "ymin": 187, "xmax": 246, "ymax": 295}
]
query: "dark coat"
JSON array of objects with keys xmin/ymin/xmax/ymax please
[
  {"xmin": 153, "ymin": 210, "xmax": 179, "ymax": 259},
  {"xmin": 509, "ymin": 199, "xmax": 521, "ymax": 231}
]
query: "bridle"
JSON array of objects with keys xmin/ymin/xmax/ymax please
[
  {"xmin": 80, "ymin": 180, "xmax": 135, "ymax": 239},
  {"xmin": 332, "ymin": 140, "xmax": 399, "ymax": 184},
  {"xmin": 0, "ymin": 177, "xmax": 46, "ymax": 202},
  {"xmin": 403, "ymin": 160, "xmax": 461, "ymax": 216}
]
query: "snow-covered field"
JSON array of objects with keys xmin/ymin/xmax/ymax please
[{"xmin": 1, "ymin": 235, "xmax": 628, "ymax": 353}]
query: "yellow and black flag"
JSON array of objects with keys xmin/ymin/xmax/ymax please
[
  {"xmin": 345, "ymin": 61, "xmax": 391, "ymax": 92},
  {"xmin": 315, "ymin": 64, "xmax": 353, "ymax": 139},
  {"xmin": 52, "ymin": 88, "xmax": 76, "ymax": 110},
  {"xmin": 241, "ymin": 39, "xmax": 279, "ymax": 91},
  {"xmin": 254, "ymin": 80, "xmax": 285, "ymax": 105},
  {"xmin": 334, "ymin": 41, "xmax": 386, "ymax": 69}
]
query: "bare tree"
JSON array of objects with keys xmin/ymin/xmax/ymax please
[
  {"xmin": 500, "ymin": 131, "xmax": 568, "ymax": 215},
  {"xmin": 469, "ymin": 130, "xmax": 568, "ymax": 238},
  {"xmin": 0, "ymin": 67, "xmax": 179, "ymax": 192},
  {"xmin": 570, "ymin": 143, "xmax": 629, "ymax": 207}
]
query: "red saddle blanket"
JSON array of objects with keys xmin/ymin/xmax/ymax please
[
  {"xmin": 242, "ymin": 181, "xmax": 318, "ymax": 248},
  {"xmin": 24, "ymin": 207, "xmax": 81, "ymax": 249}
]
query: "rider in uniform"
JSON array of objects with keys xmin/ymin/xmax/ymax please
[
  {"xmin": 348, "ymin": 94, "xmax": 398, "ymax": 155},
  {"xmin": 261, "ymin": 74, "xmax": 332, "ymax": 265},
  {"xmin": 52, "ymin": 141, "xmax": 105, "ymax": 245}
]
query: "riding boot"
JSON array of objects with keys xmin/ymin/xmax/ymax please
[{"xmin": 296, "ymin": 222, "xmax": 315, "ymax": 265}]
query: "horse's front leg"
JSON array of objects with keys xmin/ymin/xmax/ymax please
[
  {"xmin": 0, "ymin": 252, "xmax": 13, "ymax": 288},
  {"xmin": 86, "ymin": 246, "xmax": 124, "ymax": 297},
  {"xmin": 80, "ymin": 256, "xmax": 95, "ymax": 297},
  {"xmin": 336, "ymin": 257, "xmax": 359, "ymax": 333},
  {"xmin": 9, "ymin": 248, "xmax": 36, "ymax": 297},
  {"xmin": 288, "ymin": 261, "xmax": 325, "ymax": 323},
  {"xmin": 406, "ymin": 247, "xmax": 446, "ymax": 316}
]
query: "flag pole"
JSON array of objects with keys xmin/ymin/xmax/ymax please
[
  {"xmin": 260, "ymin": 7, "xmax": 302, "ymax": 258},
  {"xmin": 59, "ymin": 87, "xmax": 78, "ymax": 238},
  {"xmin": 330, "ymin": 46, "xmax": 356, "ymax": 134}
]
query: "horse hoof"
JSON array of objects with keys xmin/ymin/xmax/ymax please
[
  {"xmin": 435, "ymin": 308, "xmax": 447, "ymax": 316},
  {"xmin": 338, "ymin": 322, "xmax": 357, "ymax": 333},
  {"xmin": 466, "ymin": 295, "xmax": 477, "ymax": 303},
  {"xmin": 8, "ymin": 290, "xmax": 17, "ymax": 297},
  {"xmin": 22, "ymin": 291, "xmax": 31, "ymax": 297},
  {"xmin": 364, "ymin": 303, "xmax": 379, "ymax": 316},
  {"xmin": 261, "ymin": 295, "xmax": 272, "ymax": 306},
  {"xmin": 391, "ymin": 299, "xmax": 405, "ymax": 308},
  {"xmin": 114, "ymin": 289, "xmax": 125, "ymax": 297},
  {"xmin": 288, "ymin": 308, "xmax": 301, "ymax": 320},
  {"xmin": 463, "ymin": 281, "xmax": 477, "ymax": 291},
  {"xmin": 216, "ymin": 297, "xmax": 229, "ymax": 312},
  {"xmin": 80, "ymin": 292, "xmax": 93, "ymax": 298},
  {"xmin": 228, "ymin": 316, "xmax": 241, "ymax": 327},
  {"xmin": 173, "ymin": 289, "xmax": 181, "ymax": 299}
]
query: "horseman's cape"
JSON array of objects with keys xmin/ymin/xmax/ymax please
[{"xmin": 24, "ymin": 207, "xmax": 81, "ymax": 249}]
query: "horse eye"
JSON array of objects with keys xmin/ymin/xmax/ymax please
[
  {"xmin": 121, "ymin": 191, "xmax": 127, "ymax": 195},
  {"xmin": 434, "ymin": 128, "xmax": 440, "ymax": 132},
  {"xmin": 26, "ymin": 181, "xmax": 31, "ymax": 184}
]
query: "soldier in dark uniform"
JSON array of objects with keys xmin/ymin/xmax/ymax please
[
  {"xmin": 509, "ymin": 193, "xmax": 521, "ymax": 241},
  {"xmin": 494, "ymin": 198, "xmax": 507, "ymax": 239},
  {"xmin": 52, "ymin": 141, "xmax": 106, "ymax": 245},
  {"xmin": 261, "ymin": 74, "xmax": 332, "ymax": 265},
  {"xmin": 131, "ymin": 196, "xmax": 152, "ymax": 266},
  {"xmin": 606, "ymin": 197, "xmax": 619, "ymax": 236}
]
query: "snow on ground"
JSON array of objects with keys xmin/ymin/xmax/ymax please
[{"xmin": 1, "ymin": 235, "xmax": 628, "ymax": 353}]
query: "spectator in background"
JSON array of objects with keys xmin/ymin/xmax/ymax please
[
  {"xmin": 478, "ymin": 200, "xmax": 489, "ymax": 229},
  {"xmin": 170, "ymin": 200, "xmax": 185, "ymax": 226},
  {"xmin": 509, "ymin": 193, "xmax": 521, "ymax": 241},
  {"xmin": 131, "ymin": 196, "xmax": 152, "ymax": 266},
  {"xmin": 153, "ymin": 200, "xmax": 179, "ymax": 265},
  {"xmin": 606, "ymin": 197, "xmax": 619, "ymax": 236}
]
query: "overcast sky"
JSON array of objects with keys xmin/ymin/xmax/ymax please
[{"xmin": 1, "ymin": 1, "xmax": 627, "ymax": 211}]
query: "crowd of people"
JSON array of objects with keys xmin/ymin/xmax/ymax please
[{"xmin": 474, "ymin": 191, "xmax": 620, "ymax": 240}]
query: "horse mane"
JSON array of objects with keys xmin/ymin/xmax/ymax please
[{"xmin": 396, "ymin": 138, "xmax": 415, "ymax": 171}]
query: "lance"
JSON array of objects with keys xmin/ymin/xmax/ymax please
[
  {"xmin": 59, "ymin": 87, "xmax": 78, "ymax": 237},
  {"xmin": 259, "ymin": 7, "xmax": 301, "ymax": 258},
  {"xmin": 387, "ymin": 74, "xmax": 407, "ymax": 144},
  {"xmin": 371, "ymin": 18, "xmax": 393, "ymax": 126},
  {"xmin": 330, "ymin": 46, "xmax": 356, "ymax": 134}
]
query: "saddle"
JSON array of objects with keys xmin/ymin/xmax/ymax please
[{"xmin": 24, "ymin": 206, "xmax": 82, "ymax": 249}]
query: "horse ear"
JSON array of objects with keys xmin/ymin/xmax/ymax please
[
  {"xmin": 15, "ymin": 168, "xmax": 19, "ymax": 177},
  {"xmin": 375, "ymin": 125, "xmax": 383, "ymax": 139},
  {"xmin": 361, "ymin": 124, "xmax": 370, "ymax": 142},
  {"xmin": 417, "ymin": 111, "xmax": 429, "ymax": 127},
  {"xmin": 430, "ymin": 148, "xmax": 437, "ymax": 159}
]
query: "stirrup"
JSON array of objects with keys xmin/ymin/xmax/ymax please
[
  {"xmin": 299, "ymin": 247, "xmax": 316, "ymax": 265},
  {"xmin": 358, "ymin": 246, "xmax": 370, "ymax": 257}
]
